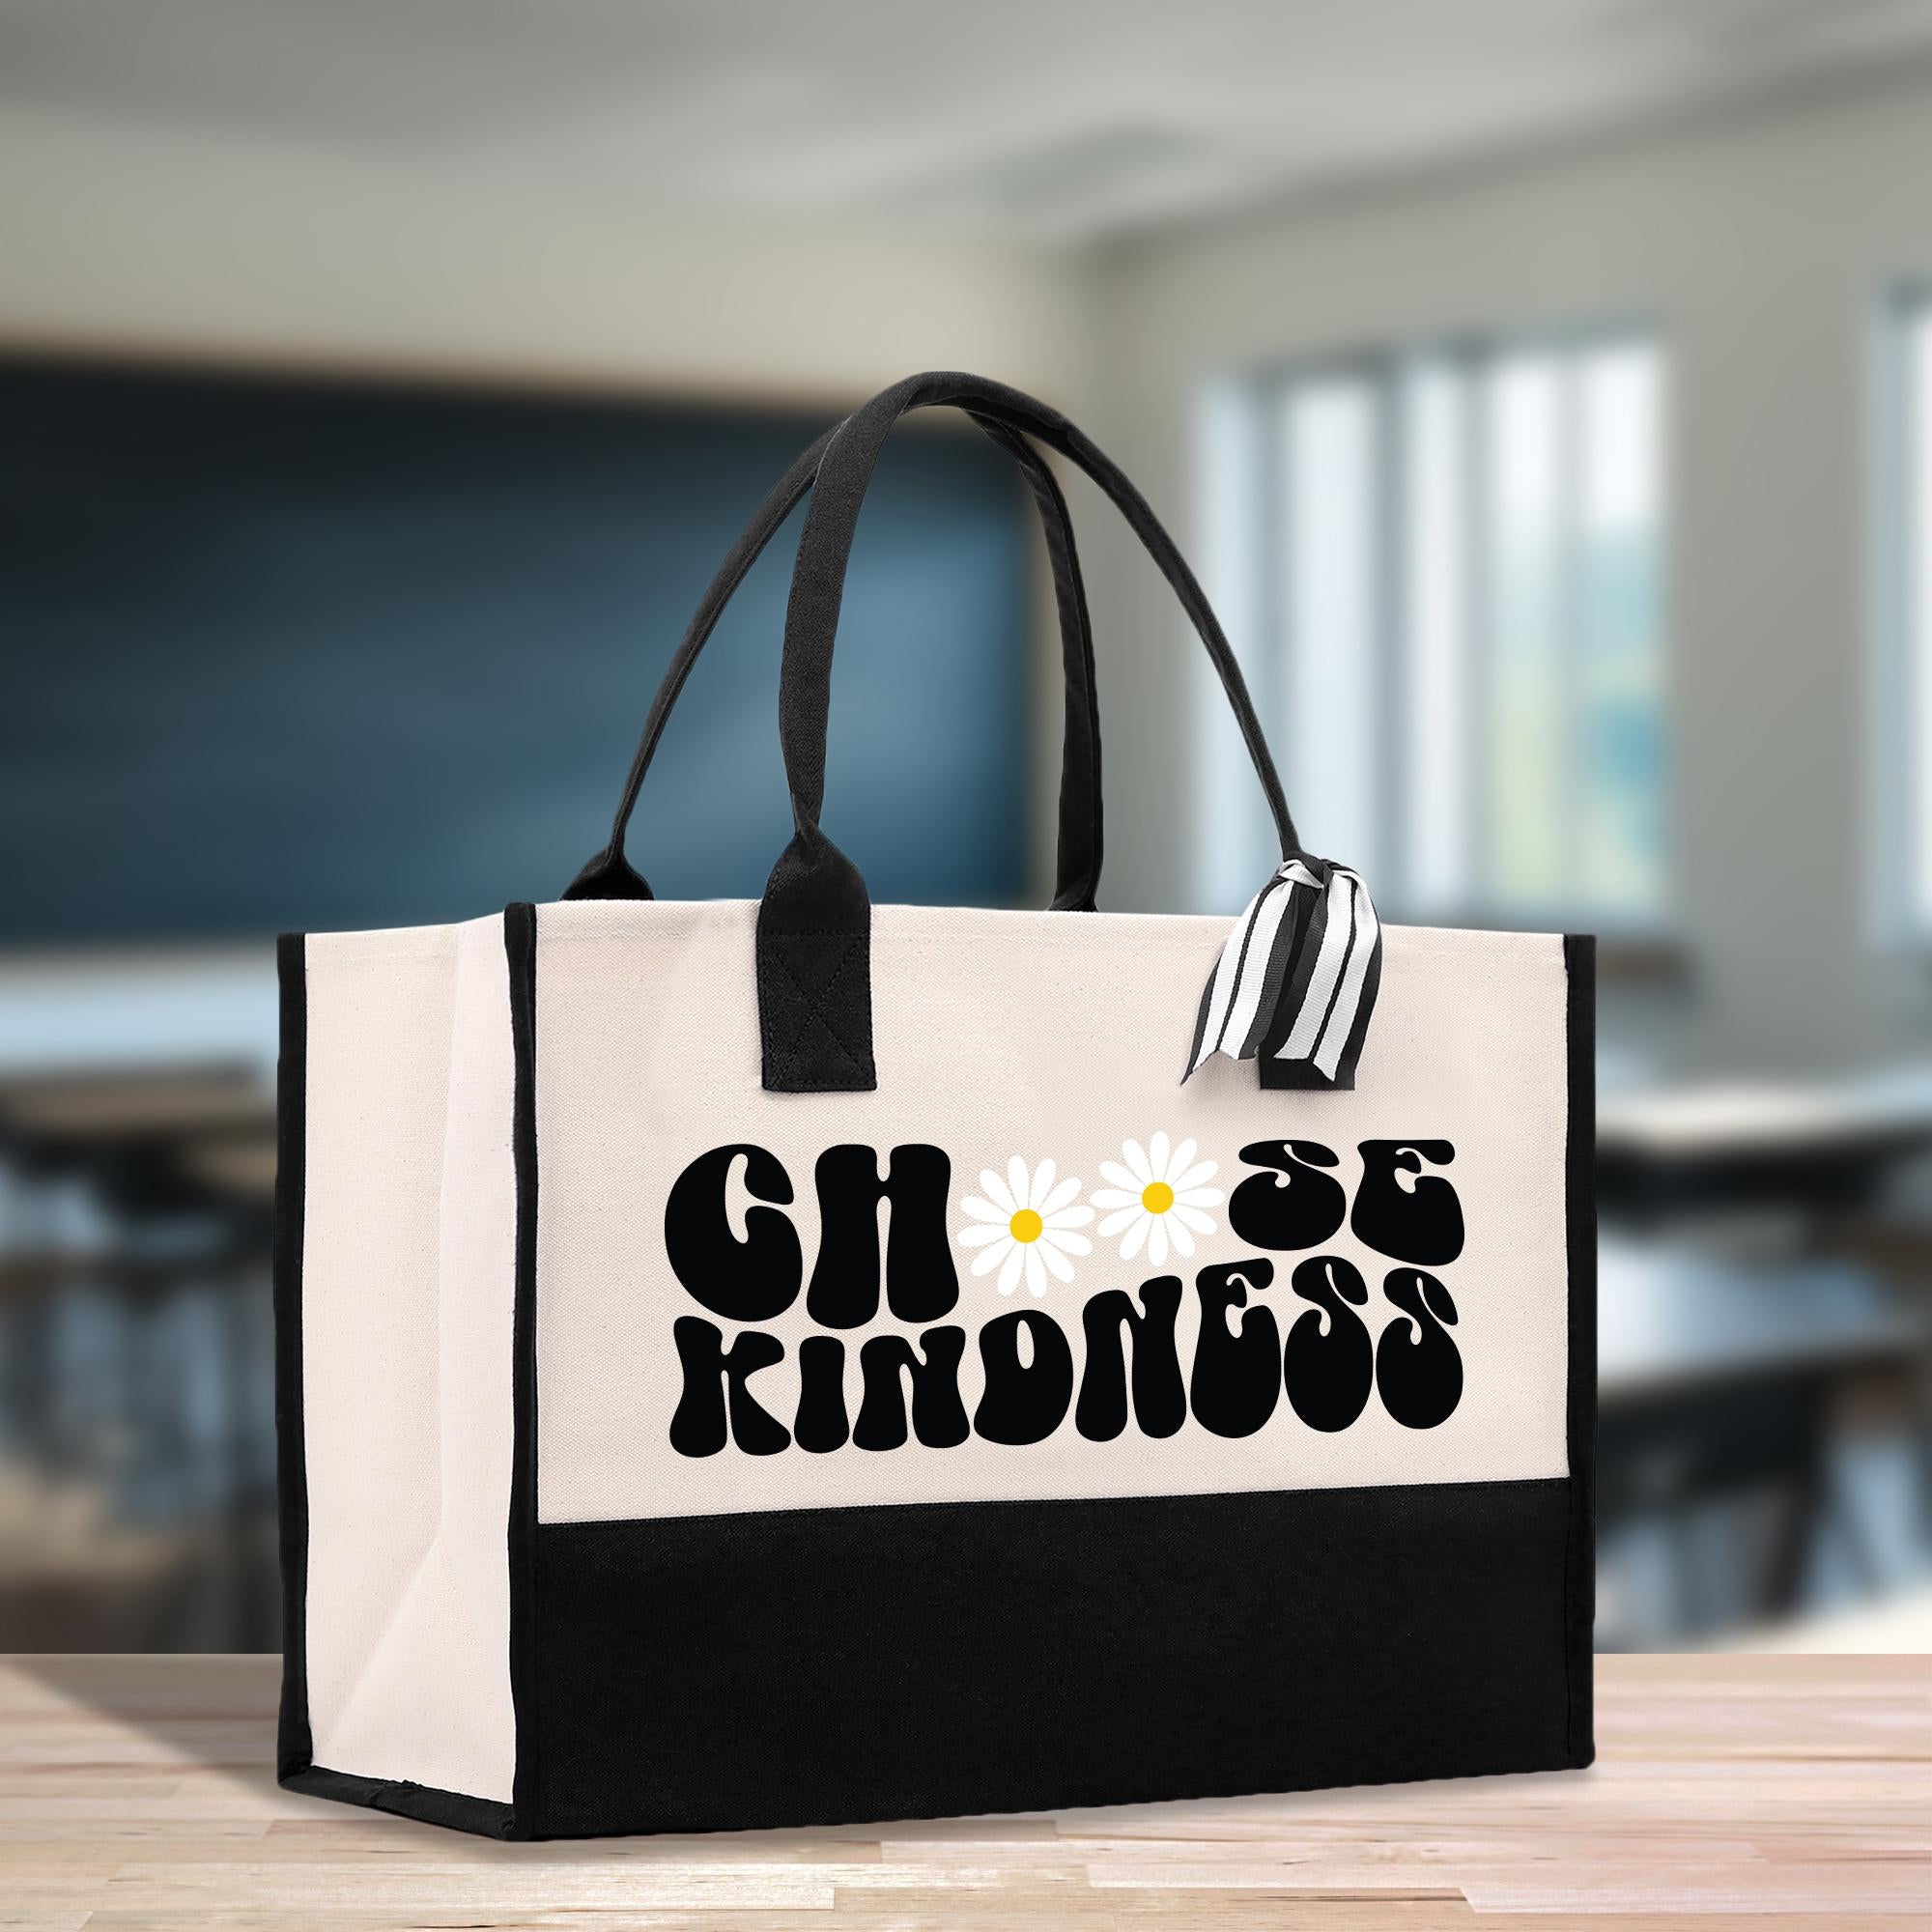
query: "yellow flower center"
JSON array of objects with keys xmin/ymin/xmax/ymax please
[
  {"xmin": 1009, "ymin": 1208, "xmax": 1044, "ymax": 1243},
  {"xmin": 1141, "ymin": 1180, "xmax": 1176, "ymax": 1215}
]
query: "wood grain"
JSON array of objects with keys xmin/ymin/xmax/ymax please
[{"xmin": 0, "ymin": 1654, "xmax": 1925, "ymax": 1928}]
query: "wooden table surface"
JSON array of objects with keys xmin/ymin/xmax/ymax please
[{"xmin": 2, "ymin": 1654, "xmax": 1926, "ymax": 1929}]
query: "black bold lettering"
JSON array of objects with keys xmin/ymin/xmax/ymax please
[
  {"xmin": 792, "ymin": 1334, "xmax": 850, "ymax": 1454},
  {"xmin": 1351, "ymin": 1141, "xmax": 1464, "ymax": 1265},
  {"xmin": 808, "ymin": 1144, "xmax": 958, "ymax": 1328},
  {"xmin": 664, "ymin": 1145, "xmax": 802, "ymax": 1321},
  {"xmin": 853, "ymin": 1327, "xmax": 970, "ymax": 1451},
  {"xmin": 668, "ymin": 1316, "xmax": 790, "ymax": 1457},
  {"xmin": 1075, "ymin": 1277, "xmax": 1186, "ymax": 1441},
  {"xmin": 1228, "ymin": 1141, "xmax": 1347, "ymax": 1251},
  {"xmin": 1189, "ymin": 1259, "xmax": 1280, "ymax": 1438},
  {"xmin": 1283, "ymin": 1255, "xmax": 1374, "ymax": 1433},
  {"xmin": 1376, "ymin": 1268, "xmax": 1463, "ymax": 1429},
  {"xmin": 974, "ymin": 1310, "xmax": 1073, "ymax": 1445}
]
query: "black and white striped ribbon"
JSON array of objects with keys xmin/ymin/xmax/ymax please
[{"xmin": 1183, "ymin": 856, "xmax": 1382, "ymax": 1090}]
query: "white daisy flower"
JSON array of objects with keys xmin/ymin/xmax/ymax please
[
  {"xmin": 1092, "ymin": 1133, "xmax": 1224, "ymax": 1266},
  {"xmin": 957, "ymin": 1155, "xmax": 1094, "ymax": 1296}
]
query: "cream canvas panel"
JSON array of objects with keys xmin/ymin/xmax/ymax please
[
  {"xmin": 533, "ymin": 898, "xmax": 1574, "ymax": 1524},
  {"xmin": 301, "ymin": 916, "xmax": 517, "ymax": 1804}
]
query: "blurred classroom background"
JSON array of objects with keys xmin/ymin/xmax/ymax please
[{"xmin": 4, "ymin": 0, "xmax": 1932, "ymax": 1653}]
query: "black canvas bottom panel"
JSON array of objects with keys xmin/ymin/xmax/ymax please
[
  {"xmin": 281, "ymin": 1765, "xmax": 516, "ymax": 1839},
  {"xmin": 532, "ymin": 1477, "xmax": 1586, "ymax": 1839}
]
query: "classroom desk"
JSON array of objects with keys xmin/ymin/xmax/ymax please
[
  {"xmin": 1595, "ymin": 1240, "xmax": 1929, "ymax": 1627},
  {"xmin": 0, "ymin": 1654, "xmax": 1924, "ymax": 1927},
  {"xmin": 0, "ymin": 1066, "xmax": 272, "ymax": 1146},
  {"xmin": 1599, "ymin": 1239, "xmax": 1927, "ymax": 1406},
  {"xmin": 1598, "ymin": 1068, "xmax": 1932, "ymax": 1220},
  {"xmin": 0, "ymin": 1065, "xmax": 274, "ymax": 1225}
]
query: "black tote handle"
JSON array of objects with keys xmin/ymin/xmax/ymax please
[
  {"xmin": 565, "ymin": 412, "xmax": 1105, "ymax": 912},
  {"xmin": 756, "ymin": 371, "xmax": 1300, "ymax": 1094}
]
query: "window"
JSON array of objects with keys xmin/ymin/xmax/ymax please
[
  {"xmin": 1884, "ymin": 291, "xmax": 1932, "ymax": 936},
  {"xmin": 1206, "ymin": 331, "xmax": 1668, "ymax": 928}
]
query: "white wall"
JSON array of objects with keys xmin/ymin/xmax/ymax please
[
  {"xmin": 0, "ymin": 110, "xmax": 1087, "ymax": 404},
  {"xmin": 1083, "ymin": 69, "xmax": 1932, "ymax": 1077}
]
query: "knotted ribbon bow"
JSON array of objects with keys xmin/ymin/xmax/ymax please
[{"xmin": 1183, "ymin": 855, "xmax": 1382, "ymax": 1090}]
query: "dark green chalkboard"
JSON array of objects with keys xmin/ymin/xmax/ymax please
[{"xmin": 0, "ymin": 360, "xmax": 1037, "ymax": 943}]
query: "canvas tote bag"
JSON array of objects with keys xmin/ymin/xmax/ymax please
[{"xmin": 274, "ymin": 371, "xmax": 1596, "ymax": 1840}]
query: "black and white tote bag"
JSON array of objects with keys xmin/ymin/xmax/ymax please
[{"xmin": 274, "ymin": 371, "xmax": 1596, "ymax": 1840}]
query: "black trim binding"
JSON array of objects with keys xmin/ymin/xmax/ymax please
[
  {"xmin": 1563, "ymin": 933, "xmax": 1599, "ymax": 1765},
  {"xmin": 283, "ymin": 1766, "xmax": 516, "ymax": 1839},
  {"xmin": 274, "ymin": 913, "xmax": 547, "ymax": 1841},
  {"xmin": 503, "ymin": 903, "xmax": 543, "ymax": 1838},
  {"xmin": 272, "ymin": 932, "xmax": 311, "ymax": 1782}
]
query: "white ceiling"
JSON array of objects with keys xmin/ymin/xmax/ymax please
[{"xmin": 5, "ymin": 0, "xmax": 1932, "ymax": 238}]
